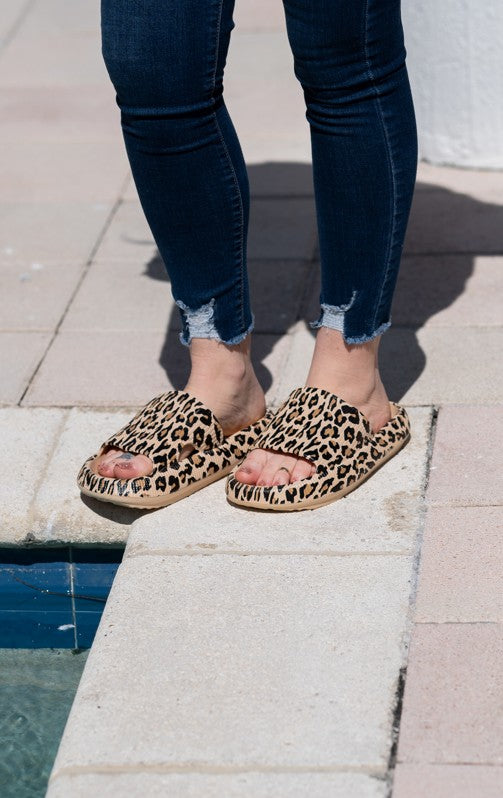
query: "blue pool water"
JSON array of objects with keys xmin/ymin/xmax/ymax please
[{"xmin": 0, "ymin": 547, "xmax": 123, "ymax": 797}]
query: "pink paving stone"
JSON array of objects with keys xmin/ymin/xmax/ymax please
[
  {"xmin": 414, "ymin": 506, "xmax": 503, "ymax": 623},
  {"xmin": 393, "ymin": 764, "xmax": 503, "ymax": 798},
  {"xmin": 397, "ymin": 624, "xmax": 503, "ymax": 764},
  {"xmin": 427, "ymin": 406, "xmax": 503, "ymax": 506}
]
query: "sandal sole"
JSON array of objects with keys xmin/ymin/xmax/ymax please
[{"xmin": 226, "ymin": 432, "xmax": 410, "ymax": 512}]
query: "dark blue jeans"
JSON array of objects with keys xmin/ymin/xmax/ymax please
[{"xmin": 101, "ymin": 0, "xmax": 417, "ymax": 345}]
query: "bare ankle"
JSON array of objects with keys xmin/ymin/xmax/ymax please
[{"xmin": 306, "ymin": 328, "xmax": 390, "ymax": 432}]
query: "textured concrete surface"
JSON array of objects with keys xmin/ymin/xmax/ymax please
[
  {"xmin": 50, "ymin": 553, "xmax": 411, "ymax": 774},
  {"xmin": 0, "ymin": 408, "xmax": 64, "ymax": 533},
  {"xmin": 48, "ymin": 771, "xmax": 387, "ymax": 798}
]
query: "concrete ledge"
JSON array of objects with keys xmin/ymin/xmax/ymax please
[
  {"xmin": 48, "ymin": 770, "xmax": 388, "ymax": 798},
  {"xmin": 48, "ymin": 551, "xmax": 413, "ymax": 784}
]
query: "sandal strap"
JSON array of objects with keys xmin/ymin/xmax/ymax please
[
  {"xmin": 102, "ymin": 390, "xmax": 225, "ymax": 470},
  {"xmin": 254, "ymin": 386, "xmax": 372, "ymax": 470}
]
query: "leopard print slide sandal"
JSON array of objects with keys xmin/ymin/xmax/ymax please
[
  {"xmin": 226, "ymin": 386, "xmax": 410, "ymax": 512},
  {"xmin": 77, "ymin": 389, "xmax": 271, "ymax": 510}
]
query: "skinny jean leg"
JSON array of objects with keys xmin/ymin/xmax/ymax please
[
  {"xmin": 283, "ymin": 0, "xmax": 418, "ymax": 343},
  {"xmin": 101, "ymin": 0, "xmax": 252, "ymax": 345}
]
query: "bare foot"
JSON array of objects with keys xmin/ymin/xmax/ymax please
[
  {"xmin": 235, "ymin": 327, "xmax": 391, "ymax": 488},
  {"xmin": 92, "ymin": 336, "xmax": 265, "ymax": 480}
]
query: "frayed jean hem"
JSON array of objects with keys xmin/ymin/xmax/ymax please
[{"xmin": 176, "ymin": 298, "xmax": 255, "ymax": 347}]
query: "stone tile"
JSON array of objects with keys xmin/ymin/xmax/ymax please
[
  {"xmin": 393, "ymin": 764, "xmax": 503, "ymax": 798},
  {"xmin": 129, "ymin": 406, "xmax": 431, "ymax": 556},
  {"xmin": 0, "ymin": 34, "xmax": 106, "ymax": 87},
  {"xmin": 0, "ymin": 86, "xmax": 121, "ymax": 143},
  {"xmin": 414, "ymin": 507, "xmax": 503, "ymax": 623},
  {"xmin": 32, "ymin": 409, "xmax": 133, "ymax": 544},
  {"xmin": 233, "ymin": 0, "xmax": 287, "ymax": 33},
  {"xmin": 405, "ymin": 177, "xmax": 503, "ymax": 255},
  {"xmin": 0, "ymin": 202, "xmax": 111, "ymax": 262},
  {"xmin": 61, "ymin": 259, "xmax": 174, "ymax": 333},
  {"xmin": 0, "ymin": 260, "xmax": 83, "ymax": 331},
  {"xmin": 427, "ymin": 406, "xmax": 503, "ymax": 506},
  {"xmin": 0, "ymin": 331, "xmax": 51, "ymax": 404},
  {"xmin": 91, "ymin": 200, "xmax": 156, "ymax": 264},
  {"xmin": 226, "ymin": 32, "xmax": 311, "ymax": 164},
  {"xmin": 248, "ymin": 198, "xmax": 317, "ymax": 260},
  {"xmin": 392, "ymin": 255, "xmax": 503, "ymax": 328},
  {"xmin": 23, "ymin": 331, "xmax": 289, "ymax": 407},
  {"xmin": 0, "ymin": 408, "xmax": 64, "ymax": 539},
  {"xmin": 52, "ymin": 553, "xmax": 411, "ymax": 771},
  {"xmin": 379, "ymin": 328, "xmax": 503, "ymax": 405},
  {"xmin": 0, "ymin": 141, "xmax": 129, "ymax": 202},
  {"xmin": 397, "ymin": 624, "xmax": 503, "ymax": 764},
  {"xmin": 48, "ymin": 771, "xmax": 387, "ymax": 798}
]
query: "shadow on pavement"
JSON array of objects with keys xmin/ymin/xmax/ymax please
[{"xmin": 141, "ymin": 161, "xmax": 500, "ymax": 402}]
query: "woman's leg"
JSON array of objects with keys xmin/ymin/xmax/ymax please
[
  {"xmin": 97, "ymin": 0, "xmax": 264, "ymax": 479},
  {"xmin": 237, "ymin": 0, "xmax": 418, "ymax": 487}
]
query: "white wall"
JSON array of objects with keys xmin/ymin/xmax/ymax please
[{"xmin": 402, "ymin": 0, "xmax": 503, "ymax": 169}]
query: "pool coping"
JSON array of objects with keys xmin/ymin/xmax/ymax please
[{"xmin": 36, "ymin": 405, "xmax": 434, "ymax": 797}]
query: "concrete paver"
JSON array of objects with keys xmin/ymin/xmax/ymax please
[
  {"xmin": 51, "ymin": 553, "xmax": 411, "ymax": 773},
  {"xmin": 414, "ymin": 506, "xmax": 503, "ymax": 622},
  {"xmin": 0, "ymin": 141, "xmax": 128, "ymax": 203},
  {"xmin": 393, "ymin": 764, "xmax": 503, "ymax": 798},
  {"xmin": 23, "ymin": 330, "xmax": 291, "ymax": 407},
  {"xmin": 48, "ymin": 771, "xmax": 387, "ymax": 798},
  {"xmin": 0, "ymin": 85, "xmax": 120, "ymax": 143},
  {"xmin": 0, "ymin": 201, "xmax": 112, "ymax": 262},
  {"xmin": 427, "ymin": 405, "xmax": 503, "ymax": 506},
  {"xmin": 0, "ymin": 407, "xmax": 64, "ymax": 532},
  {"xmin": 392, "ymin": 255, "xmax": 503, "ymax": 328},
  {"xmin": 0, "ymin": 331, "xmax": 51, "ymax": 404},
  {"xmin": 397, "ymin": 624, "xmax": 503, "ymax": 765},
  {"xmin": 0, "ymin": 260, "xmax": 83, "ymax": 331},
  {"xmin": 31, "ymin": 408, "xmax": 132, "ymax": 545}
]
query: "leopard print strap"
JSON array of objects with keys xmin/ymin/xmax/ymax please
[
  {"xmin": 254, "ymin": 386, "xmax": 372, "ymax": 469},
  {"xmin": 102, "ymin": 390, "xmax": 225, "ymax": 470}
]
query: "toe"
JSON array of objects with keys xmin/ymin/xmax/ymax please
[
  {"xmin": 235, "ymin": 449, "xmax": 268, "ymax": 484},
  {"xmin": 112, "ymin": 453, "xmax": 153, "ymax": 478},
  {"xmin": 96, "ymin": 457, "xmax": 117, "ymax": 477},
  {"xmin": 289, "ymin": 457, "xmax": 315, "ymax": 484},
  {"xmin": 256, "ymin": 453, "xmax": 298, "ymax": 487}
]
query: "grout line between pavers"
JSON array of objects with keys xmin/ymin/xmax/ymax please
[
  {"xmin": 0, "ymin": 0, "xmax": 36, "ymax": 55},
  {"xmin": 413, "ymin": 620, "xmax": 503, "ymax": 626},
  {"xmin": 125, "ymin": 548, "xmax": 414, "ymax": 559},
  {"xmin": 384, "ymin": 405, "xmax": 438, "ymax": 797},
  {"xmin": 18, "ymin": 175, "xmax": 130, "ymax": 407},
  {"xmin": 49, "ymin": 762, "xmax": 387, "ymax": 782}
]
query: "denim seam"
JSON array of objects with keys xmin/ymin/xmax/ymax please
[
  {"xmin": 362, "ymin": 0, "xmax": 398, "ymax": 333},
  {"xmin": 211, "ymin": 0, "xmax": 246, "ymax": 333}
]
